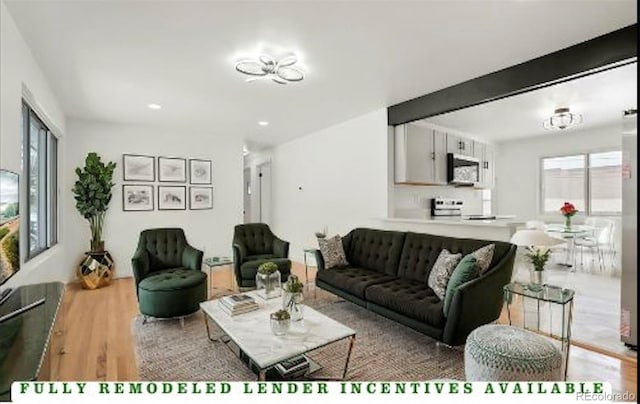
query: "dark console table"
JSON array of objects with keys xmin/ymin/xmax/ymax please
[{"xmin": 0, "ymin": 282, "xmax": 65, "ymax": 401}]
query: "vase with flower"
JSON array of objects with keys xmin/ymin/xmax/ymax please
[
  {"xmin": 524, "ymin": 246, "xmax": 552, "ymax": 291},
  {"xmin": 282, "ymin": 274, "xmax": 305, "ymax": 321},
  {"xmin": 560, "ymin": 202, "xmax": 578, "ymax": 230}
]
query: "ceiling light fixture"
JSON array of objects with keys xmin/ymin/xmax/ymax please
[
  {"xmin": 235, "ymin": 54, "xmax": 304, "ymax": 85},
  {"xmin": 148, "ymin": 103, "xmax": 162, "ymax": 110},
  {"xmin": 543, "ymin": 107, "xmax": 582, "ymax": 130},
  {"xmin": 258, "ymin": 121, "xmax": 269, "ymax": 126}
]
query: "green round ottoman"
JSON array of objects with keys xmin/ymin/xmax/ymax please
[
  {"xmin": 465, "ymin": 324, "xmax": 562, "ymax": 381},
  {"xmin": 138, "ymin": 268, "xmax": 207, "ymax": 318}
]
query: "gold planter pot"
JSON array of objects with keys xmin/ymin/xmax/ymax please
[{"xmin": 77, "ymin": 251, "xmax": 114, "ymax": 290}]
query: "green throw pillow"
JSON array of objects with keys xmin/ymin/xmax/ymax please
[{"xmin": 443, "ymin": 255, "xmax": 479, "ymax": 316}]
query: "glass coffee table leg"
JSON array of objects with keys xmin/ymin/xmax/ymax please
[{"xmin": 258, "ymin": 369, "xmax": 267, "ymax": 381}]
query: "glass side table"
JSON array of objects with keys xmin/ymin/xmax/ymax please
[
  {"xmin": 203, "ymin": 256, "xmax": 234, "ymax": 297},
  {"xmin": 503, "ymin": 281, "xmax": 575, "ymax": 380},
  {"xmin": 303, "ymin": 247, "xmax": 317, "ymax": 291}
]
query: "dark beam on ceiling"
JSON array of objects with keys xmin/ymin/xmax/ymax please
[{"xmin": 387, "ymin": 24, "xmax": 638, "ymax": 125}]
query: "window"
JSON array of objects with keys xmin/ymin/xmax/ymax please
[
  {"xmin": 541, "ymin": 151, "xmax": 621, "ymax": 215},
  {"xmin": 22, "ymin": 102, "xmax": 58, "ymax": 259}
]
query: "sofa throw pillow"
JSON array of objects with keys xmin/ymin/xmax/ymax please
[
  {"xmin": 469, "ymin": 243, "xmax": 495, "ymax": 276},
  {"xmin": 427, "ymin": 249, "xmax": 462, "ymax": 300},
  {"xmin": 443, "ymin": 255, "xmax": 479, "ymax": 316},
  {"xmin": 318, "ymin": 235, "xmax": 349, "ymax": 269}
]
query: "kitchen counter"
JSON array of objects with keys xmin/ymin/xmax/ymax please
[{"xmin": 377, "ymin": 217, "xmax": 525, "ymax": 242}]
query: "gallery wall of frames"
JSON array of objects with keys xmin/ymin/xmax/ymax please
[{"xmin": 121, "ymin": 154, "xmax": 213, "ymax": 211}]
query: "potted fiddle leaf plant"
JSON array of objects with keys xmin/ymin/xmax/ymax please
[{"xmin": 72, "ymin": 152, "xmax": 116, "ymax": 289}]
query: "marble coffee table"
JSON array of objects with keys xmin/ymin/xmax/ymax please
[{"xmin": 200, "ymin": 291, "xmax": 356, "ymax": 380}]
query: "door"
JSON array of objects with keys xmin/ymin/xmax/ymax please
[
  {"xmin": 257, "ymin": 162, "xmax": 272, "ymax": 225},
  {"xmin": 243, "ymin": 167, "xmax": 251, "ymax": 223}
]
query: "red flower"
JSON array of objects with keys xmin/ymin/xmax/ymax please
[{"xmin": 560, "ymin": 202, "xmax": 578, "ymax": 217}]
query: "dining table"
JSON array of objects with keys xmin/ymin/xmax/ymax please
[{"xmin": 545, "ymin": 224, "xmax": 593, "ymax": 269}]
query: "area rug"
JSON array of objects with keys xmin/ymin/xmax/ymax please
[{"xmin": 132, "ymin": 290, "xmax": 465, "ymax": 381}]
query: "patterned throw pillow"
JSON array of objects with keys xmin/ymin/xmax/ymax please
[
  {"xmin": 318, "ymin": 235, "xmax": 349, "ymax": 269},
  {"xmin": 427, "ymin": 249, "xmax": 462, "ymax": 300},
  {"xmin": 469, "ymin": 244, "xmax": 495, "ymax": 275}
]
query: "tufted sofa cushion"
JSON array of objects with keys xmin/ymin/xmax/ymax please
[
  {"xmin": 316, "ymin": 267, "xmax": 396, "ymax": 299},
  {"xmin": 344, "ymin": 228, "xmax": 406, "ymax": 276},
  {"xmin": 233, "ymin": 223, "xmax": 275, "ymax": 256},
  {"xmin": 139, "ymin": 267, "xmax": 207, "ymax": 291},
  {"xmin": 365, "ymin": 279, "xmax": 446, "ymax": 328},
  {"xmin": 397, "ymin": 232, "xmax": 511, "ymax": 283},
  {"xmin": 139, "ymin": 228, "xmax": 188, "ymax": 270}
]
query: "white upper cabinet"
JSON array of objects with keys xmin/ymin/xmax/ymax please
[
  {"xmin": 472, "ymin": 141, "xmax": 495, "ymax": 189},
  {"xmin": 395, "ymin": 123, "xmax": 447, "ymax": 185},
  {"xmin": 433, "ymin": 129, "xmax": 448, "ymax": 185},
  {"xmin": 483, "ymin": 144, "xmax": 496, "ymax": 189},
  {"xmin": 446, "ymin": 133, "xmax": 474, "ymax": 156},
  {"xmin": 395, "ymin": 123, "xmax": 494, "ymax": 188}
]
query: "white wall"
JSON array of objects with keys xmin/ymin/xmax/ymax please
[
  {"xmin": 267, "ymin": 108, "xmax": 388, "ymax": 262},
  {"xmin": 0, "ymin": 2, "xmax": 68, "ymax": 287},
  {"xmin": 64, "ymin": 119, "xmax": 244, "ymax": 279}
]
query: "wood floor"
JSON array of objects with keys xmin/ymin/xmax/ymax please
[{"xmin": 41, "ymin": 262, "xmax": 637, "ymax": 399}]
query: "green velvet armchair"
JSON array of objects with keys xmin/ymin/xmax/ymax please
[
  {"xmin": 132, "ymin": 228, "xmax": 206, "ymax": 319},
  {"xmin": 232, "ymin": 223, "xmax": 292, "ymax": 287}
]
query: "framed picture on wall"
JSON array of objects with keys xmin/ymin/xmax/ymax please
[
  {"xmin": 158, "ymin": 186, "xmax": 187, "ymax": 210},
  {"xmin": 189, "ymin": 187, "xmax": 213, "ymax": 210},
  {"xmin": 122, "ymin": 185, "xmax": 154, "ymax": 211},
  {"xmin": 123, "ymin": 154, "xmax": 155, "ymax": 182},
  {"xmin": 189, "ymin": 159, "xmax": 212, "ymax": 184},
  {"xmin": 158, "ymin": 157, "xmax": 187, "ymax": 182}
]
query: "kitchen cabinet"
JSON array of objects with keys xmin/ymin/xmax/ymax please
[
  {"xmin": 394, "ymin": 123, "xmax": 447, "ymax": 185},
  {"xmin": 483, "ymin": 144, "xmax": 496, "ymax": 189},
  {"xmin": 472, "ymin": 141, "xmax": 495, "ymax": 188},
  {"xmin": 446, "ymin": 133, "xmax": 474, "ymax": 156}
]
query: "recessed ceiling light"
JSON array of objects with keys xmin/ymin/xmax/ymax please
[
  {"xmin": 148, "ymin": 103, "xmax": 162, "ymax": 110},
  {"xmin": 258, "ymin": 121, "xmax": 269, "ymax": 126}
]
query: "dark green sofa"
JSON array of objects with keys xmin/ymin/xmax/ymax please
[
  {"xmin": 314, "ymin": 228, "xmax": 516, "ymax": 346},
  {"xmin": 132, "ymin": 228, "xmax": 206, "ymax": 319},
  {"xmin": 232, "ymin": 223, "xmax": 292, "ymax": 287}
]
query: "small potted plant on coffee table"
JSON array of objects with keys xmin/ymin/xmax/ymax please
[
  {"xmin": 270, "ymin": 309, "xmax": 291, "ymax": 336},
  {"xmin": 256, "ymin": 262, "xmax": 281, "ymax": 299}
]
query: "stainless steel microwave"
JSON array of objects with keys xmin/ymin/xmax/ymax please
[{"xmin": 447, "ymin": 153, "xmax": 479, "ymax": 185}]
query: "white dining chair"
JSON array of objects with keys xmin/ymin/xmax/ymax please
[{"xmin": 573, "ymin": 217, "xmax": 615, "ymax": 271}]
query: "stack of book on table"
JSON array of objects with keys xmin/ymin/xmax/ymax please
[
  {"xmin": 275, "ymin": 356, "xmax": 310, "ymax": 379},
  {"xmin": 218, "ymin": 294, "xmax": 258, "ymax": 316}
]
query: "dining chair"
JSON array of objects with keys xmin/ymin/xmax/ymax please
[{"xmin": 573, "ymin": 217, "xmax": 615, "ymax": 271}]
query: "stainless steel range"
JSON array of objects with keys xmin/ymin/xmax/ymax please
[{"xmin": 430, "ymin": 198, "xmax": 464, "ymax": 217}]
